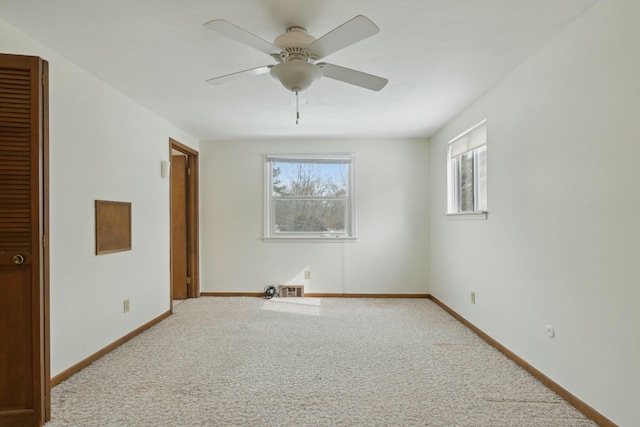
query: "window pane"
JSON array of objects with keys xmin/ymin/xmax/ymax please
[
  {"xmin": 266, "ymin": 153, "xmax": 355, "ymax": 239},
  {"xmin": 477, "ymin": 146, "xmax": 487, "ymax": 211},
  {"xmin": 275, "ymin": 199, "xmax": 345, "ymax": 233},
  {"xmin": 460, "ymin": 151, "xmax": 474, "ymax": 212},
  {"xmin": 272, "ymin": 162, "xmax": 348, "ymax": 197}
]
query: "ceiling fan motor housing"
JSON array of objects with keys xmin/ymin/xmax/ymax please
[{"xmin": 273, "ymin": 27, "xmax": 316, "ymax": 55}]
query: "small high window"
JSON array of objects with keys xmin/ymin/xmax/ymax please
[
  {"xmin": 265, "ymin": 154, "xmax": 356, "ymax": 240},
  {"xmin": 448, "ymin": 121, "xmax": 487, "ymax": 214}
]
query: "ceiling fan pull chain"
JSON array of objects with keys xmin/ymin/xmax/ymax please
[{"xmin": 295, "ymin": 90, "xmax": 300, "ymax": 125}]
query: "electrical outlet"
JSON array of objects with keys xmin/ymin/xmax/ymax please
[
  {"xmin": 305, "ymin": 270, "xmax": 311, "ymax": 280},
  {"xmin": 123, "ymin": 299, "xmax": 130, "ymax": 313},
  {"xmin": 470, "ymin": 292, "xmax": 476, "ymax": 304}
]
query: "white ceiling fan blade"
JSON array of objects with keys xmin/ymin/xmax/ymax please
[
  {"xmin": 204, "ymin": 19, "xmax": 282, "ymax": 57},
  {"xmin": 308, "ymin": 15, "xmax": 379, "ymax": 59},
  {"xmin": 206, "ymin": 66, "xmax": 272, "ymax": 86},
  {"xmin": 319, "ymin": 63, "xmax": 388, "ymax": 91}
]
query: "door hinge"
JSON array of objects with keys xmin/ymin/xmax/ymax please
[
  {"xmin": 42, "ymin": 235, "xmax": 46, "ymax": 248},
  {"xmin": 186, "ymin": 277, "xmax": 192, "ymax": 285},
  {"xmin": 187, "ymin": 167, "xmax": 191, "ymax": 176}
]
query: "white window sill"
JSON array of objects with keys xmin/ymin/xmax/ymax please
[
  {"xmin": 445, "ymin": 211, "xmax": 488, "ymax": 220},
  {"xmin": 263, "ymin": 236, "xmax": 357, "ymax": 243}
]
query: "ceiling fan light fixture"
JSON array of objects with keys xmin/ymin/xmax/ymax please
[{"xmin": 270, "ymin": 60, "xmax": 321, "ymax": 92}]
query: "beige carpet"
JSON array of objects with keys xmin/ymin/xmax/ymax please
[{"xmin": 46, "ymin": 297, "xmax": 595, "ymax": 426}]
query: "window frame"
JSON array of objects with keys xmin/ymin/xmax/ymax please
[
  {"xmin": 264, "ymin": 153, "xmax": 357, "ymax": 242},
  {"xmin": 447, "ymin": 120, "xmax": 488, "ymax": 219}
]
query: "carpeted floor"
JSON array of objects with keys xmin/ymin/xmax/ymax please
[{"xmin": 46, "ymin": 297, "xmax": 596, "ymax": 426}]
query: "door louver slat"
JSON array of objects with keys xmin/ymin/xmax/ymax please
[{"xmin": 0, "ymin": 68, "xmax": 31, "ymax": 253}]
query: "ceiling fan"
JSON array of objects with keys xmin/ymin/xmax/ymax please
[{"xmin": 204, "ymin": 15, "xmax": 388, "ymax": 123}]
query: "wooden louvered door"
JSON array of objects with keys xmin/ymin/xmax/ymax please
[{"xmin": 0, "ymin": 54, "xmax": 49, "ymax": 427}]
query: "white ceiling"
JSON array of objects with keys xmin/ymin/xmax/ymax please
[{"xmin": 0, "ymin": 0, "xmax": 599, "ymax": 141}]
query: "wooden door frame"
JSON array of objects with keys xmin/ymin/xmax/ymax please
[
  {"xmin": 41, "ymin": 58, "xmax": 51, "ymax": 424},
  {"xmin": 169, "ymin": 138, "xmax": 199, "ymax": 312}
]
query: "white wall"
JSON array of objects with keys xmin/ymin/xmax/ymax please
[
  {"xmin": 200, "ymin": 138, "xmax": 429, "ymax": 295},
  {"xmin": 0, "ymin": 20, "xmax": 199, "ymax": 376},
  {"xmin": 428, "ymin": 0, "xmax": 639, "ymax": 425}
]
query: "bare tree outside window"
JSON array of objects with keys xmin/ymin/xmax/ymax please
[
  {"xmin": 459, "ymin": 151, "xmax": 474, "ymax": 212},
  {"xmin": 265, "ymin": 154, "xmax": 355, "ymax": 239},
  {"xmin": 273, "ymin": 162, "xmax": 347, "ymax": 232}
]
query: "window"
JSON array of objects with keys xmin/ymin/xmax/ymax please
[
  {"xmin": 447, "ymin": 121, "xmax": 487, "ymax": 215},
  {"xmin": 265, "ymin": 154, "xmax": 356, "ymax": 241}
]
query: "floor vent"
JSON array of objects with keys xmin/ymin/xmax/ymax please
[{"xmin": 278, "ymin": 285, "xmax": 304, "ymax": 297}]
